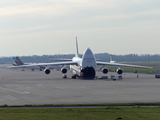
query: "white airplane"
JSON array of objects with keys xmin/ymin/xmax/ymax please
[
  {"xmin": 11, "ymin": 57, "xmax": 63, "ymax": 71},
  {"xmin": 7, "ymin": 37, "xmax": 152, "ymax": 79},
  {"xmin": 12, "ymin": 56, "xmax": 41, "ymax": 71},
  {"xmin": 13, "ymin": 57, "xmax": 39, "ymax": 66}
]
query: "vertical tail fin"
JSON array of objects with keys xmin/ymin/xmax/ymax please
[
  {"xmin": 13, "ymin": 57, "xmax": 24, "ymax": 65},
  {"xmin": 75, "ymin": 35, "xmax": 79, "ymax": 57},
  {"xmin": 12, "ymin": 57, "xmax": 18, "ymax": 66},
  {"xmin": 110, "ymin": 55, "xmax": 113, "ymax": 61}
]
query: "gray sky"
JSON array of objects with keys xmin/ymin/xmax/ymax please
[{"xmin": 0, "ymin": 0, "xmax": 160, "ymax": 56}]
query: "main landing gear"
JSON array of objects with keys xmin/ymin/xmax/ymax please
[
  {"xmin": 71, "ymin": 75, "xmax": 77, "ymax": 79},
  {"xmin": 63, "ymin": 74, "xmax": 67, "ymax": 78}
]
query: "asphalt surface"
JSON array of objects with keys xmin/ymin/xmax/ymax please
[{"xmin": 0, "ymin": 65, "xmax": 159, "ymax": 105}]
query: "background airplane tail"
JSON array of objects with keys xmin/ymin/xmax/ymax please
[
  {"xmin": 110, "ymin": 55, "xmax": 113, "ymax": 61},
  {"xmin": 13, "ymin": 57, "xmax": 24, "ymax": 65}
]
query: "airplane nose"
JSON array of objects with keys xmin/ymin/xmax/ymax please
[{"xmin": 81, "ymin": 47, "xmax": 96, "ymax": 69}]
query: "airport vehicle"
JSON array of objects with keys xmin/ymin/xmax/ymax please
[
  {"xmin": 155, "ymin": 70, "xmax": 160, "ymax": 78},
  {"xmin": 111, "ymin": 75, "xmax": 117, "ymax": 80},
  {"xmin": 7, "ymin": 37, "xmax": 152, "ymax": 79}
]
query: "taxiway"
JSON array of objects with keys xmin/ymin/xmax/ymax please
[{"xmin": 0, "ymin": 66, "xmax": 159, "ymax": 105}]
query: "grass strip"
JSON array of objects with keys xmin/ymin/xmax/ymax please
[{"xmin": 0, "ymin": 107, "xmax": 159, "ymax": 120}]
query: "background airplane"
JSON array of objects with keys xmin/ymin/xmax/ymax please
[
  {"xmin": 12, "ymin": 57, "xmax": 64, "ymax": 71},
  {"xmin": 110, "ymin": 55, "xmax": 116, "ymax": 63},
  {"xmin": 7, "ymin": 37, "xmax": 152, "ymax": 79},
  {"xmin": 12, "ymin": 57, "xmax": 39, "ymax": 71}
]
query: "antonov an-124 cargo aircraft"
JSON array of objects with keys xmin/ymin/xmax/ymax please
[{"xmin": 7, "ymin": 37, "xmax": 152, "ymax": 79}]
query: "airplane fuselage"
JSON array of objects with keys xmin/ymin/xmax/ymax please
[{"xmin": 70, "ymin": 48, "xmax": 97, "ymax": 79}]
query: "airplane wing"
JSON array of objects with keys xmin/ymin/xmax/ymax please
[
  {"xmin": 96, "ymin": 61, "xmax": 152, "ymax": 69},
  {"xmin": 7, "ymin": 61, "xmax": 78, "ymax": 69},
  {"xmin": 50, "ymin": 58, "xmax": 72, "ymax": 61}
]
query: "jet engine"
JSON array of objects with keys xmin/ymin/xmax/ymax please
[
  {"xmin": 116, "ymin": 68, "xmax": 123, "ymax": 75},
  {"xmin": 44, "ymin": 69, "xmax": 51, "ymax": 74},
  {"xmin": 102, "ymin": 68, "xmax": 108, "ymax": 74},
  {"xmin": 61, "ymin": 68, "xmax": 67, "ymax": 74}
]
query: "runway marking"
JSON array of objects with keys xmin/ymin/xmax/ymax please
[
  {"xmin": 2, "ymin": 95, "xmax": 18, "ymax": 101},
  {"xmin": 0, "ymin": 87, "xmax": 30, "ymax": 94},
  {"xmin": 37, "ymin": 84, "xmax": 42, "ymax": 86}
]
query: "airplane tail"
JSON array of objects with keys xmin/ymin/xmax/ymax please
[
  {"xmin": 12, "ymin": 57, "xmax": 24, "ymax": 66},
  {"xmin": 75, "ymin": 36, "xmax": 79, "ymax": 58},
  {"xmin": 110, "ymin": 55, "xmax": 113, "ymax": 61}
]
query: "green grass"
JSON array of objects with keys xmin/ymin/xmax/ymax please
[
  {"xmin": 105, "ymin": 62, "xmax": 160, "ymax": 74},
  {"xmin": 0, "ymin": 107, "xmax": 159, "ymax": 120},
  {"xmin": 107, "ymin": 66, "xmax": 156, "ymax": 74}
]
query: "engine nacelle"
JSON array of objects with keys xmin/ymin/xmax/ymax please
[
  {"xmin": 61, "ymin": 68, "xmax": 67, "ymax": 74},
  {"xmin": 44, "ymin": 69, "xmax": 51, "ymax": 74},
  {"xmin": 116, "ymin": 68, "xmax": 123, "ymax": 75},
  {"xmin": 102, "ymin": 68, "xmax": 108, "ymax": 74}
]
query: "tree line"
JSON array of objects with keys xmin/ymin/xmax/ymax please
[{"xmin": 0, "ymin": 53, "xmax": 160, "ymax": 64}]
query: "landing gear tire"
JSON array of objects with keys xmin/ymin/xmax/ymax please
[
  {"xmin": 72, "ymin": 75, "xmax": 77, "ymax": 79},
  {"xmin": 63, "ymin": 74, "xmax": 67, "ymax": 78}
]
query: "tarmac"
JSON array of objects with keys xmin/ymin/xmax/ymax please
[{"xmin": 0, "ymin": 65, "xmax": 160, "ymax": 105}]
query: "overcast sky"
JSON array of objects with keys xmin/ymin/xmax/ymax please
[{"xmin": 0, "ymin": 0, "xmax": 160, "ymax": 56}]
